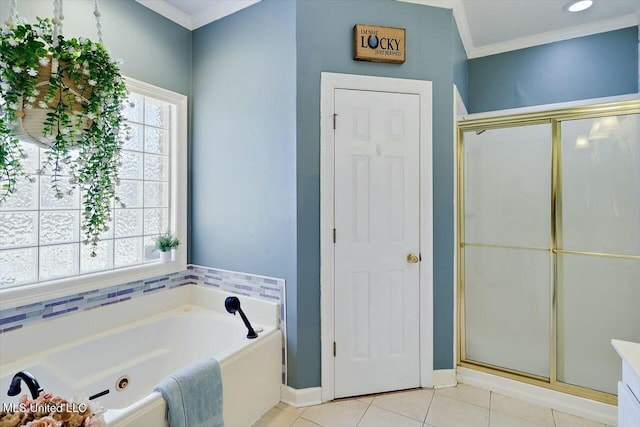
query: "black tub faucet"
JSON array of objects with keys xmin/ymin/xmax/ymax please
[
  {"xmin": 225, "ymin": 296, "xmax": 258, "ymax": 339},
  {"xmin": 7, "ymin": 371, "xmax": 43, "ymax": 399}
]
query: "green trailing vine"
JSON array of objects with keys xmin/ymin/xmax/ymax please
[{"xmin": 0, "ymin": 18, "xmax": 129, "ymax": 256}]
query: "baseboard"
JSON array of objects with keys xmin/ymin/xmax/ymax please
[
  {"xmin": 280, "ymin": 385, "xmax": 323, "ymax": 408},
  {"xmin": 432, "ymin": 369, "xmax": 458, "ymax": 389},
  {"xmin": 456, "ymin": 367, "xmax": 617, "ymax": 426}
]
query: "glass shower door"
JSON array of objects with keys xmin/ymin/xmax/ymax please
[
  {"xmin": 462, "ymin": 123, "xmax": 552, "ymax": 378},
  {"xmin": 557, "ymin": 113, "xmax": 640, "ymax": 394}
]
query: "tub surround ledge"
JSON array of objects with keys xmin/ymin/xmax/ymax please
[{"xmin": 0, "ymin": 285, "xmax": 282, "ymax": 427}]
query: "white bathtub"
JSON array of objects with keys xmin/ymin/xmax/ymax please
[{"xmin": 0, "ymin": 285, "xmax": 282, "ymax": 427}]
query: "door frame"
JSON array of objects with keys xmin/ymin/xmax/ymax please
[{"xmin": 320, "ymin": 72, "xmax": 433, "ymax": 402}]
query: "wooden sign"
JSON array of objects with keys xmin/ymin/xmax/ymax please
[{"xmin": 353, "ymin": 24, "xmax": 405, "ymax": 64}]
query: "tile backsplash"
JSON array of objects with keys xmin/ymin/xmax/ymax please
[{"xmin": 0, "ymin": 265, "xmax": 287, "ymax": 384}]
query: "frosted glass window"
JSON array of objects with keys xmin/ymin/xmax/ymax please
[
  {"xmin": 0, "ymin": 248, "xmax": 37, "ymax": 286},
  {"xmin": 144, "ymin": 154, "xmax": 169, "ymax": 181},
  {"xmin": 122, "ymin": 123, "xmax": 144, "ymax": 152},
  {"xmin": 561, "ymin": 114, "xmax": 640, "ymax": 256},
  {"xmin": 39, "ymin": 244, "xmax": 79, "ymax": 281},
  {"xmin": 145, "ymin": 128, "xmax": 169, "ymax": 154},
  {"xmin": 463, "ymin": 124, "xmax": 551, "ymax": 248},
  {"xmin": 118, "ymin": 150, "xmax": 144, "ymax": 180},
  {"xmin": 115, "ymin": 237, "xmax": 144, "ymax": 267},
  {"xmin": 40, "ymin": 211, "xmax": 79, "ymax": 245},
  {"xmin": 40, "ymin": 176, "xmax": 80, "ymax": 210},
  {"xmin": 557, "ymin": 254, "xmax": 640, "ymax": 394},
  {"xmin": 0, "ymin": 212, "xmax": 38, "ymax": 248},
  {"xmin": 0, "ymin": 90, "xmax": 174, "ymax": 288},
  {"xmin": 144, "ymin": 208, "xmax": 169, "ymax": 235},
  {"xmin": 0, "ymin": 178, "xmax": 37, "ymax": 210},
  {"xmin": 115, "ymin": 209, "xmax": 144, "ymax": 238},
  {"xmin": 464, "ymin": 246, "xmax": 551, "ymax": 378},
  {"xmin": 116, "ymin": 180, "xmax": 144, "ymax": 209},
  {"xmin": 144, "ymin": 98, "xmax": 170, "ymax": 129},
  {"xmin": 144, "ymin": 182, "xmax": 169, "ymax": 208},
  {"xmin": 123, "ymin": 93, "xmax": 144, "ymax": 123},
  {"xmin": 80, "ymin": 240, "xmax": 113, "ymax": 274}
]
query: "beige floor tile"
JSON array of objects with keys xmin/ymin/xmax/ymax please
[
  {"xmin": 358, "ymin": 405, "xmax": 424, "ymax": 427},
  {"xmin": 490, "ymin": 410, "xmax": 556, "ymax": 427},
  {"xmin": 252, "ymin": 407, "xmax": 300, "ymax": 427},
  {"xmin": 371, "ymin": 388, "xmax": 434, "ymax": 422},
  {"xmin": 425, "ymin": 394, "xmax": 489, "ymax": 427},
  {"xmin": 300, "ymin": 399, "xmax": 368, "ymax": 427},
  {"xmin": 490, "ymin": 393, "xmax": 554, "ymax": 426},
  {"xmin": 356, "ymin": 395, "xmax": 375, "ymax": 404},
  {"xmin": 291, "ymin": 417, "xmax": 323, "ymax": 427},
  {"xmin": 276, "ymin": 402, "xmax": 307, "ymax": 417},
  {"xmin": 436, "ymin": 383, "xmax": 490, "ymax": 408},
  {"xmin": 553, "ymin": 410, "xmax": 606, "ymax": 427}
]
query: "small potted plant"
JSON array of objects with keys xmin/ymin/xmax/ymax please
[{"xmin": 154, "ymin": 232, "xmax": 180, "ymax": 263}]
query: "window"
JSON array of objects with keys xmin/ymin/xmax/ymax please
[{"xmin": 0, "ymin": 78, "xmax": 187, "ymax": 293}]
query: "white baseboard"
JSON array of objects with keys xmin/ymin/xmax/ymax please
[
  {"xmin": 280, "ymin": 385, "xmax": 323, "ymax": 408},
  {"xmin": 432, "ymin": 369, "xmax": 458, "ymax": 389},
  {"xmin": 456, "ymin": 367, "xmax": 617, "ymax": 426}
]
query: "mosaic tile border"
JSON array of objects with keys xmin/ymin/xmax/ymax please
[
  {"xmin": 0, "ymin": 265, "xmax": 288, "ymax": 384},
  {"xmin": 0, "ymin": 271, "xmax": 192, "ymax": 333}
]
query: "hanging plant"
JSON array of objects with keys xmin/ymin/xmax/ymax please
[{"xmin": 0, "ymin": 14, "xmax": 129, "ymax": 256}]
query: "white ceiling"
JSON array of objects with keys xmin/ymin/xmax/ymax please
[
  {"xmin": 136, "ymin": 0, "xmax": 640, "ymax": 58},
  {"xmin": 410, "ymin": 0, "xmax": 639, "ymax": 58},
  {"xmin": 134, "ymin": 0, "xmax": 261, "ymax": 30}
]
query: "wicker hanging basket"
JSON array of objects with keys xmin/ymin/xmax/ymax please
[{"xmin": 11, "ymin": 56, "xmax": 92, "ymax": 148}]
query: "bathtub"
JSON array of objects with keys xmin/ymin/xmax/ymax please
[{"xmin": 0, "ymin": 285, "xmax": 282, "ymax": 427}]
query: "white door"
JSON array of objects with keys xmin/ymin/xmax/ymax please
[{"xmin": 333, "ymin": 89, "xmax": 421, "ymax": 398}]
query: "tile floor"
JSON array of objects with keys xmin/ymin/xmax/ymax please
[{"xmin": 251, "ymin": 384, "xmax": 613, "ymax": 427}]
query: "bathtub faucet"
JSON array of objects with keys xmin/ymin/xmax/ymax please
[
  {"xmin": 224, "ymin": 296, "xmax": 258, "ymax": 339},
  {"xmin": 7, "ymin": 371, "xmax": 44, "ymax": 400}
]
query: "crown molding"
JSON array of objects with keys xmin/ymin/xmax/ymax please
[
  {"xmin": 468, "ymin": 14, "xmax": 639, "ymax": 59},
  {"xmin": 135, "ymin": 0, "xmax": 193, "ymax": 30},
  {"xmin": 191, "ymin": 0, "xmax": 261, "ymax": 30},
  {"xmin": 396, "ymin": 1, "xmax": 638, "ymax": 60}
]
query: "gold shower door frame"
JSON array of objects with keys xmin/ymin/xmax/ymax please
[{"xmin": 456, "ymin": 99, "xmax": 640, "ymax": 405}]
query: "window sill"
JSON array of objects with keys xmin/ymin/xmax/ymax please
[{"xmin": 0, "ymin": 258, "xmax": 187, "ymax": 311}]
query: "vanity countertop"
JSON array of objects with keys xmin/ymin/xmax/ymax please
[{"xmin": 612, "ymin": 339, "xmax": 640, "ymax": 379}]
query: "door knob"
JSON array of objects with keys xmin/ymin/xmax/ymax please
[{"xmin": 406, "ymin": 253, "xmax": 419, "ymax": 264}]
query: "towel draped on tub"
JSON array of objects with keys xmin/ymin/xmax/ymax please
[{"xmin": 154, "ymin": 357, "xmax": 224, "ymax": 427}]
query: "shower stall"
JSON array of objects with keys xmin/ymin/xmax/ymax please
[{"xmin": 457, "ymin": 99, "xmax": 640, "ymax": 404}]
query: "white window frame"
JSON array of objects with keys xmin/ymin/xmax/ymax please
[{"xmin": 0, "ymin": 77, "xmax": 188, "ymax": 311}]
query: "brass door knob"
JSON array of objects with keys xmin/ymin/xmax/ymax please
[{"xmin": 406, "ymin": 253, "xmax": 419, "ymax": 264}]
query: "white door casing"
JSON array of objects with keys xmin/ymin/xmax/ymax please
[
  {"xmin": 333, "ymin": 89, "xmax": 421, "ymax": 397},
  {"xmin": 320, "ymin": 73, "xmax": 433, "ymax": 402}
]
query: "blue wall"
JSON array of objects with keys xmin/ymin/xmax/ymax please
[
  {"xmin": 190, "ymin": 0, "xmax": 298, "ymax": 380},
  {"xmin": 453, "ymin": 25, "xmax": 469, "ymax": 107},
  {"xmin": 0, "ymin": 0, "xmax": 191, "ymax": 96},
  {"xmin": 295, "ymin": 0, "xmax": 457, "ymax": 388},
  {"xmin": 468, "ymin": 27, "xmax": 639, "ymax": 113}
]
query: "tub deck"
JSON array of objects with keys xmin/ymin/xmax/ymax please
[{"xmin": 0, "ymin": 285, "xmax": 282, "ymax": 427}]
